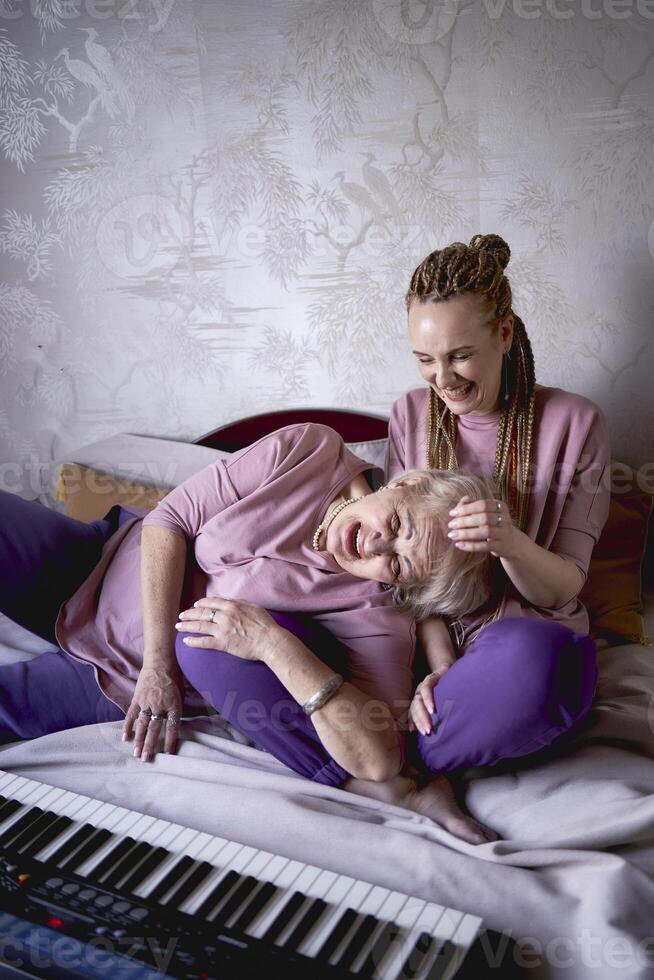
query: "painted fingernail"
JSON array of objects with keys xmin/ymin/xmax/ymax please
[
  {"xmin": 122, "ymin": 732, "xmax": 127, "ymax": 741},
  {"xmin": 178, "ymin": 613, "xmax": 185, "ymax": 619},
  {"xmin": 447, "ymin": 530, "xmax": 457, "ymax": 538},
  {"xmin": 141, "ymin": 752, "xmax": 149, "ymax": 763},
  {"xmin": 133, "ymin": 747, "xmax": 141, "ymax": 758}
]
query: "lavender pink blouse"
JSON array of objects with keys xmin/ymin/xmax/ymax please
[
  {"xmin": 55, "ymin": 424, "xmax": 415, "ymax": 718},
  {"xmin": 386, "ymin": 384, "xmax": 611, "ymax": 650}
]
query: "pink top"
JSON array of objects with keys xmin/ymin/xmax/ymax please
[
  {"xmin": 55, "ymin": 424, "xmax": 415, "ymax": 718},
  {"xmin": 386, "ymin": 384, "xmax": 611, "ymax": 649}
]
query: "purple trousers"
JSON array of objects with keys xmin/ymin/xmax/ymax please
[{"xmin": 0, "ymin": 489, "xmax": 599, "ymax": 787}]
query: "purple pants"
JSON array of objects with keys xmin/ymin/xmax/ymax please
[{"xmin": 0, "ymin": 490, "xmax": 598, "ymax": 787}]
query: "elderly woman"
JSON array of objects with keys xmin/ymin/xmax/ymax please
[
  {"xmin": 386, "ymin": 233, "xmax": 610, "ymax": 817},
  {"xmin": 0, "ymin": 416, "xmax": 598, "ymax": 845}
]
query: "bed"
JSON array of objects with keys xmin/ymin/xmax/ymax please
[{"xmin": 1, "ymin": 413, "xmax": 653, "ymax": 980}]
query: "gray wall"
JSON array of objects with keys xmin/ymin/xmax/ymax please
[{"xmin": 1, "ymin": 0, "xmax": 653, "ymax": 502}]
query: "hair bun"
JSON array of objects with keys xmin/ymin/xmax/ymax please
[{"xmin": 468, "ymin": 234, "xmax": 510, "ymax": 271}]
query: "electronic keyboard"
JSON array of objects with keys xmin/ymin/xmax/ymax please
[{"xmin": 0, "ymin": 769, "xmax": 511, "ymax": 979}]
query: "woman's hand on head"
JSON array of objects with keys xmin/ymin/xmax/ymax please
[
  {"xmin": 447, "ymin": 495, "xmax": 520, "ymax": 559},
  {"xmin": 122, "ymin": 661, "xmax": 184, "ymax": 763},
  {"xmin": 408, "ymin": 665, "xmax": 451, "ymax": 736},
  {"xmin": 175, "ymin": 597, "xmax": 284, "ymax": 662}
]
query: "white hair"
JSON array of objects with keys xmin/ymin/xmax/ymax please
[{"xmin": 388, "ymin": 468, "xmax": 503, "ymax": 620}]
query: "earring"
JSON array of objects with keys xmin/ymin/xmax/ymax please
[{"xmin": 503, "ymin": 349, "xmax": 512, "ymax": 402}]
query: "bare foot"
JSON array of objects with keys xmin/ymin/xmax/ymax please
[{"xmin": 342, "ymin": 772, "xmax": 501, "ymax": 846}]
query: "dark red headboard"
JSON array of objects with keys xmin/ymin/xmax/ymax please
[{"xmin": 194, "ymin": 409, "xmax": 389, "ymax": 452}]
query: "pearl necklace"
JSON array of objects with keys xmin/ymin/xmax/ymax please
[{"xmin": 312, "ymin": 496, "xmax": 362, "ymax": 552}]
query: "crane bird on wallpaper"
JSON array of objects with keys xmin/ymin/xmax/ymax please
[
  {"xmin": 358, "ymin": 152, "xmax": 403, "ymax": 228},
  {"xmin": 54, "ymin": 48, "xmax": 119, "ymax": 120},
  {"xmin": 331, "ymin": 170, "xmax": 392, "ymax": 236},
  {"xmin": 79, "ymin": 28, "xmax": 136, "ymax": 122}
]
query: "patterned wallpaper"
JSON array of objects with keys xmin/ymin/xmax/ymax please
[{"xmin": 1, "ymin": 0, "xmax": 653, "ymax": 505}]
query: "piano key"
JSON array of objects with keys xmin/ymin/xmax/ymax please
[
  {"xmin": 0, "ymin": 798, "xmax": 22, "ymax": 827},
  {"xmin": 281, "ymin": 897, "xmax": 327, "ymax": 950},
  {"xmin": 398, "ymin": 931, "xmax": 435, "ymax": 979},
  {"xmin": 5, "ymin": 809, "xmax": 61, "ymax": 853},
  {"xmin": 229, "ymin": 880, "xmax": 280, "ymax": 933},
  {"xmin": 119, "ymin": 845, "xmax": 169, "ymax": 893},
  {"xmin": 103, "ymin": 839, "xmax": 154, "ymax": 889},
  {"xmin": 361, "ymin": 898, "xmax": 428, "ymax": 979},
  {"xmin": 161, "ymin": 859, "xmax": 214, "ymax": 908},
  {"xmin": 147, "ymin": 854, "xmax": 195, "ymax": 903},
  {"xmin": 211, "ymin": 874, "xmax": 260, "ymax": 925},
  {"xmin": 0, "ymin": 807, "xmax": 46, "ymax": 847},
  {"xmin": 296, "ymin": 873, "xmax": 364, "ymax": 957},
  {"xmin": 316, "ymin": 906, "xmax": 359, "ymax": 962},
  {"xmin": 336, "ymin": 912, "xmax": 381, "ymax": 970},
  {"xmin": 247, "ymin": 862, "xmax": 323, "ymax": 941},
  {"xmin": 86, "ymin": 835, "xmax": 137, "ymax": 883},
  {"xmin": 424, "ymin": 939, "xmax": 456, "ymax": 980},
  {"xmin": 383, "ymin": 903, "xmax": 453, "ymax": 980},
  {"xmin": 48, "ymin": 823, "xmax": 111, "ymax": 871},
  {"xmin": 194, "ymin": 868, "xmax": 240, "ymax": 919},
  {"xmin": 217, "ymin": 853, "xmax": 290, "ymax": 930},
  {"xmin": 349, "ymin": 891, "xmax": 412, "ymax": 977},
  {"xmin": 20, "ymin": 814, "xmax": 73, "ymax": 858},
  {"xmin": 172, "ymin": 838, "xmax": 240, "ymax": 914},
  {"xmin": 261, "ymin": 889, "xmax": 306, "ymax": 942},
  {"xmin": 321, "ymin": 883, "xmax": 391, "ymax": 969},
  {"xmin": 132, "ymin": 826, "xmax": 203, "ymax": 898}
]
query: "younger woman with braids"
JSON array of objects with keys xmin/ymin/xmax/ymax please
[{"xmin": 382, "ymin": 233, "xmax": 611, "ymax": 815}]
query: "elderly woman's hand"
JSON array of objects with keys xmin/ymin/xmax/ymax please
[
  {"xmin": 175, "ymin": 597, "xmax": 285, "ymax": 661},
  {"xmin": 447, "ymin": 495, "xmax": 520, "ymax": 559},
  {"xmin": 122, "ymin": 661, "xmax": 184, "ymax": 763},
  {"xmin": 409, "ymin": 665, "xmax": 451, "ymax": 735}
]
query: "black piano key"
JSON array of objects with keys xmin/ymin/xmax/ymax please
[
  {"xmin": 58, "ymin": 827, "xmax": 113, "ymax": 872},
  {"xmin": 22, "ymin": 815, "xmax": 73, "ymax": 859},
  {"xmin": 103, "ymin": 839, "xmax": 153, "ymax": 888},
  {"xmin": 424, "ymin": 939, "xmax": 457, "ymax": 980},
  {"xmin": 316, "ymin": 907, "xmax": 359, "ymax": 962},
  {"xmin": 261, "ymin": 891, "xmax": 306, "ymax": 944},
  {"xmin": 212, "ymin": 874, "xmax": 260, "ymax": 925},
  {"xmin": 119, "ymin": 845, "xmax": 170, "ymax": 892},
  {"xmin": 230, "ymin": 881, "xmax": 280, "ymax": 934},
  {"xmin": 336, "ymin": 913, "xmax": 380, "ymax": 970},
  {"xmin": 281, "ymin": 897, "xmax": 328, "ymax": 950},
  {"xmin": 0, "ymin": 798, "xmax": 22, "ymax": 823},
  {"xmin": 48, "ymin": 823, "xmax": 102, "ymax": 867},
  {"xmin": 9, "ymin": 810, "xmax": 60, "ymax": 853},
  {"xmin": 194, "ymin": 869, "xmax": 239, "ymax": 919},
  {"xmin": 0, "ymin": 806, "xmax": 45, "ymax": 846},
  {"xmin": 358, "ymin": 921, "xmax": 402, "ymax": 978},
  {"xmin": 147, "ymin": 854, "xmax": 195, "ymax": 904},
  {"xmin": 398, "ymin": 931, "xmax": 434, "ymax": 979},
  {"xmin": 85, "ymin": 835, "xmax": 137, "ymax": 883},
  {"xmin": 164, "ymin": 860, "xmax": 214, "ymax": 908}
]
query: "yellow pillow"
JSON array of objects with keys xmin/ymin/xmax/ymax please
[
  {"xmin": 580, "ymin": 483, "xmax": 653, "ymax": 647},
  {"xmin": 55, "ymin": 463, "xmax": 169, "ymax": 522}
]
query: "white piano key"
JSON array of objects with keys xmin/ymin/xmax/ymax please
[
  {"xmin": 374, "ymin": 897, "xmax": 438, "ymax": 980},
  {"xmin": 35, "ymin": 799, "xmax": 119, "ymax": 863},
  {"xmin": 176, "ymin": 837, "xmax": 243, "ymax": 914},
  {"xmin": 132, "ymin": 826, "xmax": 203, "ymax": 898},
  {"xmin": 74, "ymin": 807, "xmax": 165, "ymax": 877},
  {"xmin": 153, "ymin": 833, "xmax": 223, "ymax": 906},
  {"xmin": 300, "ymin": 873, "xmax": 360, "ymax": 957},
  {"xmin": 347, "ymin": 891, "xmax": 412, "ymax": 975},
  {"xmin": 246, "ymin": 859, "xmax": 309, "ymax": 938},
  {"xmin": 441, "ymin": 911, "xmax": 483, "ymax": 980}
]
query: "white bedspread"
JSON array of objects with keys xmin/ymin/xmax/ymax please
[{"xmin": 1, "ymin": 600, "xmax": 654, "ymax": 980}]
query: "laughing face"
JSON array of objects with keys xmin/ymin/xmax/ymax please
[
  {"xmin": 408, "ymin": 293, "xmax": 514, "ymax": 415},
  {"xmin": 323, "ymin": 486, "xmax": 440, "ymax": 586}
]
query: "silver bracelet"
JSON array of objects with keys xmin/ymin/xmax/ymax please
[{"xmin": 302, "ymin": 673, "xmax": 344, "ymax": 716}]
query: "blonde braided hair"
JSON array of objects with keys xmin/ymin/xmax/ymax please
[{"xmin": 404, "ymin": 233, "xmax": 537, "ymax": 645}]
